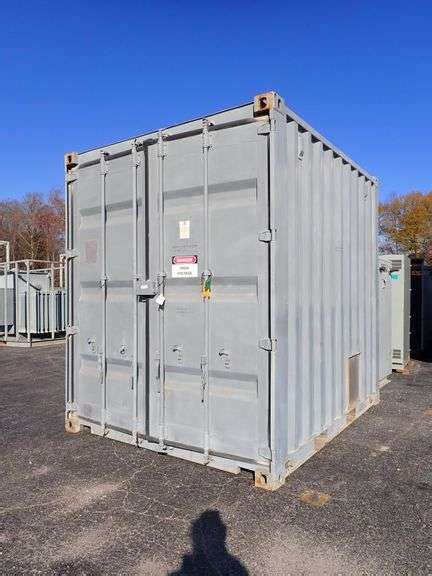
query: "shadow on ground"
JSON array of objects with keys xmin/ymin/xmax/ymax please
[{"xmin": 169, "ymin": 510, "xmax": 248, "ymax": 576}]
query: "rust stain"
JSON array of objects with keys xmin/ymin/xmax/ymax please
[
  {"xmin": 299, "ymin": 489, "xmax": 331, "ymax": 508},
  {"xmin": 423, "ymin": 408, "xmax": 432, "ymax": 417}
]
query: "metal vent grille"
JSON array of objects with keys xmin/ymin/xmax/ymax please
[
  {"xmin": 391, "ymin": 259, "xmax": 402, "ymax": 271},
  {"xmin": 392, "ymin": 348, "xmax": 402, "ymax": 359}
]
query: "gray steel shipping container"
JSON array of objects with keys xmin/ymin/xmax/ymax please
[
  {"xmin": 377, "ymin": 258, "xmax": 392, "ymax": 383},
  {"xmin": 65, "ymin": 91, "xmax": 379, "ymax": 489}
]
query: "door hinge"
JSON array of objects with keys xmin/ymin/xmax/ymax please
[
  {"xmin": 66, "ymin": 325, "xmax": 79, "ymax": 336},
  {"xmin": 258, "ymin": 229, "xmax": 275, "ymax": 243},
  {"xmin": 258, "ymin": 337, "xmax": 276, "ymax": 351}
]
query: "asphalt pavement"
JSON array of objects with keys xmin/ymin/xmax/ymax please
[{"xmin": 1, "ymin": 345, "xmax": 431, "ymax": 575}]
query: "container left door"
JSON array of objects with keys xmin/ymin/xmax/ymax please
[{"xmin": 74, "ymin": 145, "xmax": 148, "ymax": 436}]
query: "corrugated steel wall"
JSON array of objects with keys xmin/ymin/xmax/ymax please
[{"xmin": 279, "ymin": 117, "xmax": 377, "ymax": 463}]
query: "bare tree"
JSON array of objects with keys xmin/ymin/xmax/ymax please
[{"xmin": 0, "ymin": 190, "xmax": 64, "ymax": 262}]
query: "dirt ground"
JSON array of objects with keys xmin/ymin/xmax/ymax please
[{"xmin": 1, "ymin": 345, "xmax": 431, "ymax": 575}]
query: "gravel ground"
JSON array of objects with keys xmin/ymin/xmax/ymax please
[{"xmin": 1, "ymin": 345, "xmax": 431, "ymax": 575}]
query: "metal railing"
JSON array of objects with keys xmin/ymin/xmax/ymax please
[{"xmin": 0, "ymin": 250, "xmax": 66, "ymax": 344}]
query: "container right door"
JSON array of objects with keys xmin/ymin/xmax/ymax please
[{"xmin": 146, "ymin": 120, "xmax": 270, "ymax": 466}]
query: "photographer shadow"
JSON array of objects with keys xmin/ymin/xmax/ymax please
[{"xmin": 170, "ymin": 509, "xmax": 248, "ymax": 576}]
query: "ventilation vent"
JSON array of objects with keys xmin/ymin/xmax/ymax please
[
  {"xmin": 392, "ymin": 348, "xmax": 402, "ymax": 359},
  {"xmin": 391, "ymin": 259, "xmax": 402, "ymax": 271},
  {"xmin": 347, "ymin": 354, "xmax": 360, "ymax": 410}
]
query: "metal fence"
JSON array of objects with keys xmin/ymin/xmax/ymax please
[{"xmin": 0, "ymin": 250, "xmax": 66, "ymax": 345}]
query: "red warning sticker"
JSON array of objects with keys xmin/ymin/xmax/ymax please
[
  {"xmin": 171, "ymin": 255, "xmax": 198, "ymax": 277},
  {"xmin": 172, "ymin": 255, "xmax": 198, "ymax": 265}
]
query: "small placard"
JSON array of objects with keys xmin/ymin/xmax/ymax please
[
  {"xmin": 179, "ymin": 220, "xmax": 190, "ymax": 239},
  {"xmin": 172, "ymin": 255, "xmax": 198, "ymax": 278}
]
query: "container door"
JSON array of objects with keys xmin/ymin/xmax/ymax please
[{"xmin": 146, "ymin": 121, "xmax": 270, "ymax": 464}]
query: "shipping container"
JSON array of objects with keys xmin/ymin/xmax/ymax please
[
  {"xmin": 65, "ymin": 92, "xmax": 379, "ymax": 489},
  {"xmin": 381, "ymin": 254, "xmax": 411, "ymax": 370},
  {"xmin": 378, "ymin": 258, "xmax": 392, "ymax": 383}
]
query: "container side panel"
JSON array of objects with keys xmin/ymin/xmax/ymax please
[{"xmin": 282, "ymin": 122, "xmax": 378, "ymax": 463}]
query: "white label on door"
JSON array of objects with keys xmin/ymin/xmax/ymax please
[
  {"xmin": 179, "ymin": 220, "xmax": 190, "ymax": 239},
  {"xmin": 171, "ymin": 255, "xmax": 198, "ymax": 278}
]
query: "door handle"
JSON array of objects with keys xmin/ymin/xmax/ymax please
[{"xmin": 218, "ymin": 347, "xmax": 230, "ymax": 368}]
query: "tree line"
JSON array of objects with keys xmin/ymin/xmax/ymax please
[
  {"xmin": 0, "ymin": 188, "xmax": 430, "ymax": 264},
  {"xmin": 379, "ymin": 190, "xmax": 432, "ymax": 263},
  {"xmin": 0, "ymin": 190, "xmax": 64, "ymax": 262}
]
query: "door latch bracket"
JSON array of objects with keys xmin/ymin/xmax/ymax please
[{"xmin": 258, "ymin": 337, "xmax": 276, "ymax": 351}]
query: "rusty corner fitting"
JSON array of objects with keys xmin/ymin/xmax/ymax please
[
  {"xmin": 65, "ymin": 411, "xmax": 81, "ymax": 434},
  {"xmin": 64, "ymin": 151, "xmax": 78, "ymax": 171},
  {"xmin": 253, "ymin": 91, "xmax": 284, "ymax": 116}
]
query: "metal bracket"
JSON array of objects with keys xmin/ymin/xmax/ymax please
[
  {"xmin": 258, "ymin": 445, "xmax": 272, "ymax": 460},
  {"xmin": 202, "ymin": 118, "xmax": 212, "ymax": 150},
  {"xmin": 66, "ymin": 172, "xmax": 78, "ymax": 183},
  {"xmin": 257, "ymin": 122, "xmax": 271, "ymax": 135},
  {"xmin": 136, "ymin": 280, "xmax": 157, "ymax": 298},
  {"xmin": 157, "ymin": 130, "xmax": 166, "ymax": 158},
  {"xmin": 298, "ymin": 133, "xmax": 304, "ymax": 161},
  {"xmin": 100, "ymin": 151, "xmax": 108, "ymax": 174},
  {"xmin": 257, "ymin": 118, "xmax": 276, "ymax": 135},
  {"xmin": 258, "ymin": 229, "xmax": 275, "ymax": 243},
  {"xmin": 66, "ymin": 325, "xmax": 79, "ymax": 336},
  {"xmin": 66, "ymin": 401, "xmax": 78, "ymax": 411},
  {"xmin": 258, "ymin": 337, "xmax": 276, "ymax": 351},
  {"xmin": 131, "ymin": 140, "xmax": 141, "ymax": 166},
  {"xmin": 65, "ymin": 249, "xmax": 79, "ymax": 259}
]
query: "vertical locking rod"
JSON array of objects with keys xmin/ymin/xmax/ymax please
[
  {"xmin": 100, "ymin": 150, "xmax": 108, "ymax": 433},
  {"xmin": 131, "ymin": 141, "xmax": 139, "ymax": 443},
  {"xmin": 202, "ymin": 118, "xmax": 211, "ymax": 462},
  {"xmin": 157, "ymin": 130, "xmax": 166, "ymax": 450}
]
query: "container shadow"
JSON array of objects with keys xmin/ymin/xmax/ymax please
[{"xmin": 170, "ymin": 509, "xmax": 249, "ymax": 576}]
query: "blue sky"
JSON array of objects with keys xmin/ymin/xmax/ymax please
[{"xmin": 0, "ymin": 0, "xmax": 430, "ymax": 202}]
